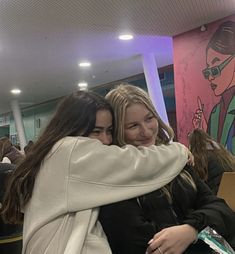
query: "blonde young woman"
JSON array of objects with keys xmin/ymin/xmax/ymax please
[
  {"xmin": 188, "ymin": 128, "xmax": 235, "ymax": 194},
  {"xmin": 99, "ymin": 84, "xmax": 235, "ymax": 254}
]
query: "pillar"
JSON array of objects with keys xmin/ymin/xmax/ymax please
[
  {"xmin": 142, "ymin": 53, "xmax": 169, "ymax": 124},
  {"xmin": 10, "ymin": 99, "xmax": 27, "ymax": 151}
]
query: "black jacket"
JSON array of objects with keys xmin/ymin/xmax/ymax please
[
  {"xmin": 0, "ymin": 163, "xmax": 23, "ymax": 248},
  {"xmin": 99, "ymin": 166, "xmax": 235, "ymax": 254},
  {"xmin": 205, "ymin": 152, "xmax": 225, "ymax": 194}
]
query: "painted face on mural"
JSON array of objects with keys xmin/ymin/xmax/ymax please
[{"xmin": 204, "ymin": 47, "xmax": 235, "ymax": 96}]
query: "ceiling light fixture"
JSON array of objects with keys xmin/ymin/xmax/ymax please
[
  {"xmin": 11, "ymin": 89, "xmax": 21, "ymax": 95},
  {"xmin": 78, "ymin": 82, "xmax": 88, "ymax": 88},
  {"xmin": 78, "ymin": 62, "xmax": 91, "ymax": 67},
  {"xmin": 118, "ymin": 34, "xmax": 133, "ymax": 40}
]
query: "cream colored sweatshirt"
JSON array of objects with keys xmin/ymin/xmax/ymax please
[{"xmin": 22, "ymin": 136, "xmax": 188, "ymax": 254}]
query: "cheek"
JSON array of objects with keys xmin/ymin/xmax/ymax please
[
  {"xmin": 215, "ymin": 69, "xmax": 233, "ymax": 89},
  {"xmin": 108, "ymin": 135, "xmax": 113, "ymax": 143},
  {"xmin": 88, "ymin": 134, "xmax": 98, "ymax": 141},
  {"xmin": 124, "ymin": 130, "xmax": 137, "ymax": 142},
  {"xmin": 151, "ymin": 120, "xmax": 159, "ymax": 133}
]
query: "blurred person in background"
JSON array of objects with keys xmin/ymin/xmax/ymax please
[
  {"xmin": 0, "ymin": 137, "xmax": 24, "ymax": 165},
  {"xmin": 188, "ymin": 128, "xmax": 235, "ymax": 194}
]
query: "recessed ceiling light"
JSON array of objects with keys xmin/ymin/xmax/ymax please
[
  {"xmin": 78, "ymin": 62, "xmax": 91, "ymax": 67},
  {"xmin": 11, "ymin": 89, "xmax": 21, "ymax": 95},
  {"xmin": 78, "ymin": 82, "xmax": 88, "ymax": 88},
  {"xmin": 118, "ymin": 34, "xmax": 133, "ymax": 40}
]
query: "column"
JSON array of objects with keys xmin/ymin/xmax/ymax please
[
  {"xmin": 142, "ymin": 53, "xmax": 169, "ymax": 124},
  {"xmin": 11, "ymin": 99, "xmax": 27, "ymax": 151}
]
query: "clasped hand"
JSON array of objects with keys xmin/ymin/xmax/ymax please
[{"xmin": 146, "ymin": 224, "xmax": 197, "ymax": 254}]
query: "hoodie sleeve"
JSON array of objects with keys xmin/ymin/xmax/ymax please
[{"xmin": 67, "ymin": 137, "xmax": 188, "ymax": 210}]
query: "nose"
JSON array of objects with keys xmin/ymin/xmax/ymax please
[
  {"xmin": 208, "ymin": 74, "xmax": 215, "ymax": 82},
  {"xmin": 100, "ymin": 133, "xmax": 112, "ymax": 145},
  {"xmin": 140, "ymin": 124, "xmax": 152, "ymax": 137}
]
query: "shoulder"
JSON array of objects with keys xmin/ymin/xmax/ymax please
[{"xmin": 50, "ymin": 136, "xmax": 101, "ymax": 154}]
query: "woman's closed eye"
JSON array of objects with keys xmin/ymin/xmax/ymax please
[
  {"xmin": 91, "ymin": 129, "xmax": 102, "ymax": 135},
  {"xmin": 106, "ymin": 128, "xmax": 113, "ymax": 134},
  {"xmin": 126, "ymin": 123, "xmax": 138, "ymax": 129},
  {"xmin": 145, "ymin": 115, "xmax": 155, "ymax": 122},
  {"xmin": 91, "ymin": 127, "xmax": 113, "ymax": 135}
]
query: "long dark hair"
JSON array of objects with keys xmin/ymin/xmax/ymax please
[
  {"xmin": 188, "ymin": 128, "xmax": 235, "ymax": 180},
  {"xmin": 0, "ymin": 90, "xmax": 113, "ymax": 223}
]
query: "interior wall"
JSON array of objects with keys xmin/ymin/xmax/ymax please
[{"xmin": 0, "ymin": 126, "xmax": 10, "ymax": 137}]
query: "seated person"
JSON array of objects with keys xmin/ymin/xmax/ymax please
[
  {"xmin": 188, "ymin": 128, "xmax": 235, "ymax": 194},
  {"xmin": 0, "ymin": 162, "xmax": 22, "ymax": 253},
  {"xmin": 0, "ymin": 137, "xmax": 24, "ymax": 165}
]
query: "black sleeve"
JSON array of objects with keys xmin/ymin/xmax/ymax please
[
  {"xmin": 183, "ymin": 167, "xmax": 235, "ymax": 248},
  {"xmin": 206, "ymin": 154, "xmax": 224, "ymax": 195}
]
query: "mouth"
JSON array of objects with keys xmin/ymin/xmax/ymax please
[
  {"xmin": 138, "ymin": 138, "xmax": 154, "ymax": 146},
  {"xmin": 210, "ymin": 83, "xmax": 217, "ymax": 91}
]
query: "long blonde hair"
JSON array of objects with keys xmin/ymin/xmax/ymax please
[
  {"xmin": 106, "ymin": 83, "xmax": 196, "ymax": 201},
  {"xmin": 188, "ymin": 128, "xmax": 235, "ymax": 180}
]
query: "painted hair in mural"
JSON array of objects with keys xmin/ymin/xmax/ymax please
[{"xmin": 192, "ymin": 20, "xmax": 235, "ymax": 154}]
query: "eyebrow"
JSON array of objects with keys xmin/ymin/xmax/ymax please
[
  {"xmin": 211, "ymin": 57, "xmax": 220, "ymax": 65},
  {"xmin": 125, "ymin": 112, "xmax": 154, "ymax": 126},
  {"xmin": 93, "ymin": 125, "xmax": 113, "ymax": 130},
  {"xmin": 124, "ymin": 122, "xmax": 136, "ymax": 128}
]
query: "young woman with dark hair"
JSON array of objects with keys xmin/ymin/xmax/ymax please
[{"xmin": 0, "ymin": 90, "xmax": 191, "ymax": 254}]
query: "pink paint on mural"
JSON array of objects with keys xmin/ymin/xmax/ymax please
[{"xmin": 173, "ymin": 15, "xmax": 235, "ymax": 155}]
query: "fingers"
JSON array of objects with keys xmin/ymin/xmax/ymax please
[
  {"xmin": 146, "ymin": 233, "xmax": 165, "ymax": 254},
  {"xmin": 192, "ymin": 107, "xmax": 203, "ymax": 128},
  {"xmin": 193, "ymin": 103, "xmax": 204, "ymax": 129},
  {"xmin": 197, "ymin": 96, "xmax": 204, "ymax": 111},
  {"xmin": 157, "ymin": 247, "xmax": 163, "ymax": 254}
]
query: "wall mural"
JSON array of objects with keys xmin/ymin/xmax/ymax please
[{"xmin": 173, "ymin": 15, "xmax": 235, "ymax": 155}]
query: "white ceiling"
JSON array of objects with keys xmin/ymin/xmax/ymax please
[{"xmin": 0, "ymin": 0, "xmax": 235, "ymax": 114}]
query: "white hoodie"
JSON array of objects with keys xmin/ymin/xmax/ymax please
[{"xmin": 23, "ymin": 136, "xmax": 188, "ymax": 254}]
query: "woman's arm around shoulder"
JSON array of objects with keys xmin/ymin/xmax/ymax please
[{"xmin": 67, "ymin": 137, "xmax": 189, "ymax": 210}]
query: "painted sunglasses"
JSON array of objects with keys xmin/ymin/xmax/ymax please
[{"xmin": 202, "ymin": 54, "xmax": 235, "ymax": 80}]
